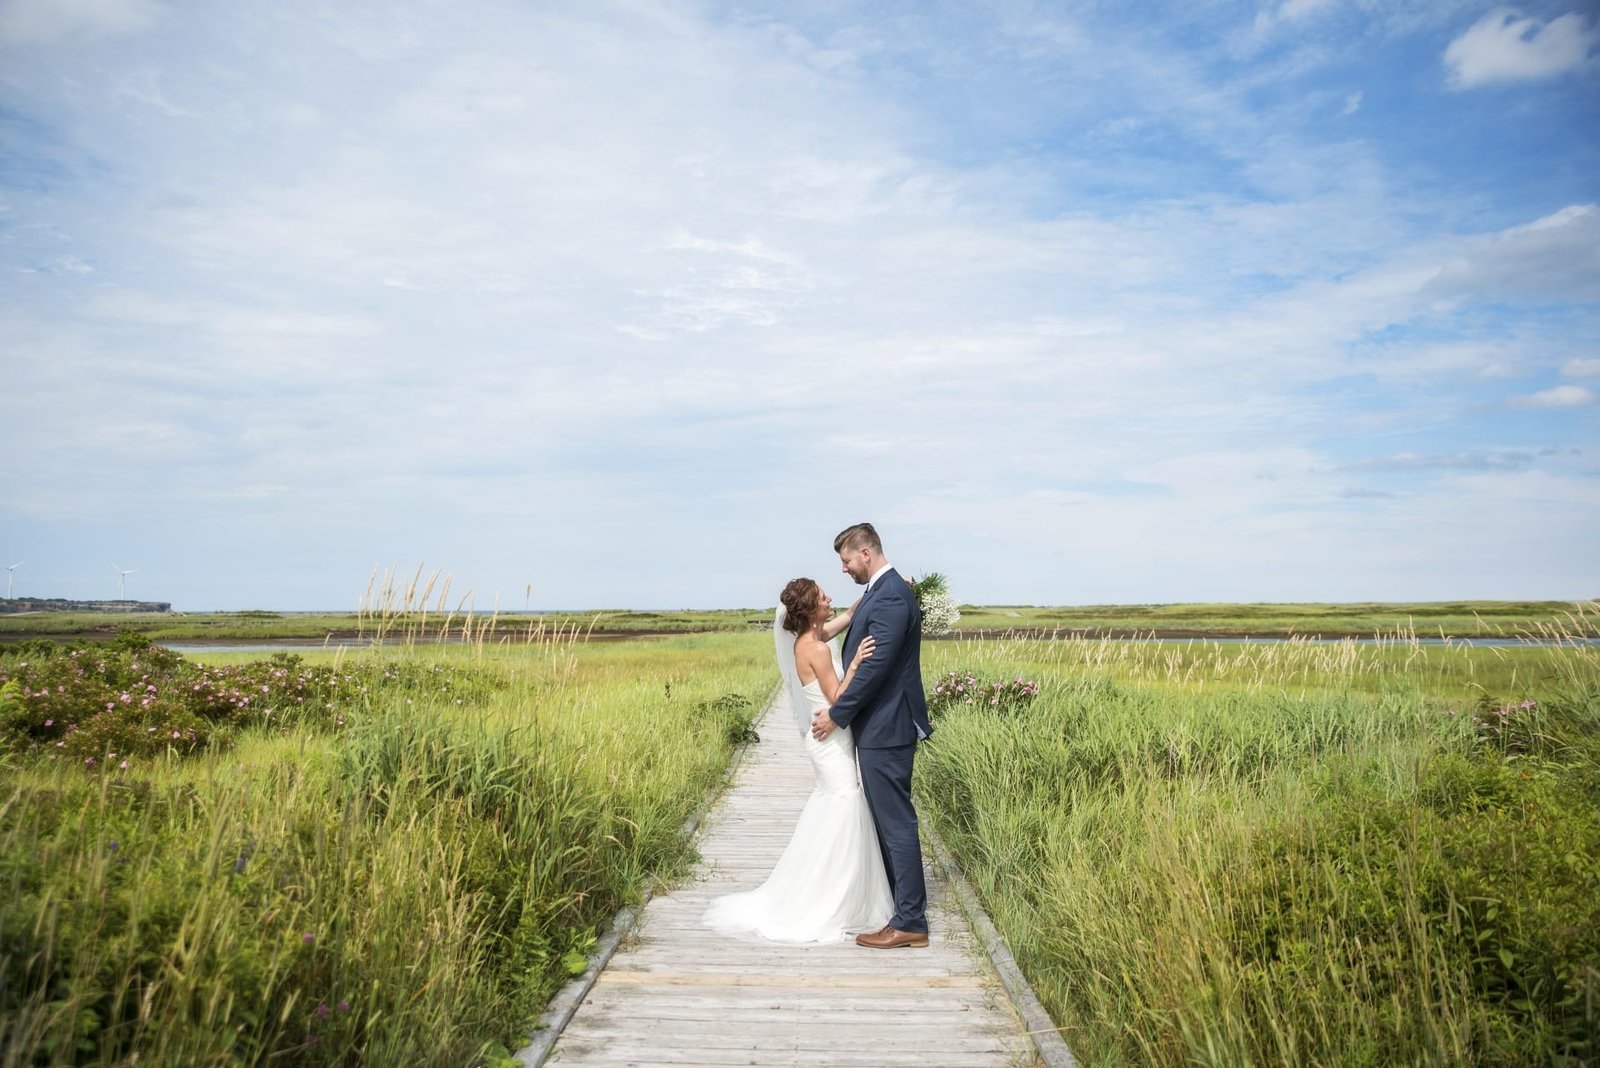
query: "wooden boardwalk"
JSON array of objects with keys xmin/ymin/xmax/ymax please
[{"xmin": 542, "ymin": 697, "xmax": 1041, "ymax": 1068}]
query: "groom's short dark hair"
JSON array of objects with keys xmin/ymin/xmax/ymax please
[{"xmin": 833, "ymin": 522, "xmax": 882, "ymax": 555}]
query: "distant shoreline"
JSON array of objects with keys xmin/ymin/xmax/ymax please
[
  {"xmin": 1, "ymin": 600, "xmax": 1594, "ymax": 644},
  {"xmin": 0, "ymin": 598, "xmax": 172, "ymax": 614}
]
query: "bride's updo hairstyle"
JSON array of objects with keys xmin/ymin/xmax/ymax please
[{"xmin": 779, "ymin": 578, "xmax": 821, "ymax": 635}]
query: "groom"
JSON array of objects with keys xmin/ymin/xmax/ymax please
[{"xmin": 811, "ymin": 522, "xmax": 934, "ymax": 949}]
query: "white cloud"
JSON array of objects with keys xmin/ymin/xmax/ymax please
[
  {"xmin": 2, "ymin": 1, "xmax": 1596, "ymax": 608},
  {"xmin": 1354, "ymin": 339, "xmax": 1536, "ymax": 382},
  {"xmin": 1444, "ymin": 8, "xmax": 1598, "ymax": 88},
  {"xmin": 1339, "ymin": 450, "xmax": 1538, "ymax": 473},
  {"xmin": 895, "ymin": 452, "xmax": 1600, "ymax": 603},
  {"xmin": 1342, "ymin": 91, "xmax": 1363, "ymax": 115},
  {"xmin": 1425, "ymin": 203, "xmax": 1600, "ymax": 303},
  {"xmin": 0, "ymin": 0, "xmax": 159, "ymax": 45},
  {"xmin": 1508, "ymin": 384, "xmax": 1598, "ymax": 408},
  {"xmin": 1562, "ymin": 356, "xmax": 1600, "ymax": 378}
]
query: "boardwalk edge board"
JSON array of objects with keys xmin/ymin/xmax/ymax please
[
  {"xmin": 924, "ymin": 823, "xmax": 1081, "ymax": 1068},
  {"xmin": 512, "ymin": 685, "xmax": 777, "ymax": 1067}
]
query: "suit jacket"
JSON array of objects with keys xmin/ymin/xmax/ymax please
[{"xmin": 828, "ymin": 568, "xmax": 932, "ymax": 748}]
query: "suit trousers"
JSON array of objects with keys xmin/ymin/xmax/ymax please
[{"xmin": 856, "ymin": 742, "xmax": 927, "ymax": 934}]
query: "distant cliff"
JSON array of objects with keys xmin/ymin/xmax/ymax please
[{"xmin": 0, "ymin": 598, "xmax": 172, "ymax": 614}]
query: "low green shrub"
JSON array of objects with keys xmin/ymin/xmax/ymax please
[
  {"xmin": 1230, "ymin": 753, "xmax": 1600, "ymax": 1064},
  {"xmin": 0, "ymin": 636, "xmax": 504, "ymax": 769},
  {"xmin": 928, "ymin": 670, "xmax": 1040, "ymax": 718},
  {"xmin": 696, "ymin": 690, "xmax": 763, "ymax": 744}
]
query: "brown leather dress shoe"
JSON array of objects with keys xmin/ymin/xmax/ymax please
[{"xmin": 855, "ymin": 926, "xmax": 930, "ymax": 949}]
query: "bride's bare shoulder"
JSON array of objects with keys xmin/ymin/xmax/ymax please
[{"xmin": 793, "ymin": 632, "xmax": 826, "ymax": 679}]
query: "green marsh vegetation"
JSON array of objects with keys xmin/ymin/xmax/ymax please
[
  {"xmin": 0, "ymin": 630, "xmax": 772, "ymax": 1066},
  {"xmin": 919, "ymin": 620, "xmax": 1600, "ymax": 1066}
]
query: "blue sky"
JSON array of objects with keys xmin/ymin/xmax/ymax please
[{"xmin": 2, "ymin": 0, "xmax": 1597, "ymax": 611}]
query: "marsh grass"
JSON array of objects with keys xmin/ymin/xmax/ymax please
[
  {"xmin": 919, "ymin": 630, "xmax": 1600, "ymax": 1066},
  {"xmin": 1, "ymin": 633, "xmax": 772, "ymax": 1066}
]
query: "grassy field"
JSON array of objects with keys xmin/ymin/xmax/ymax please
[
  {"xmin": 0, "ymin": 632, "xmax": 773, "ymax": 1066},
  {"xmin": 2, "ymin": 599, "xmax": 1595, "ymax": 642},
  {"xmin": 6, "ymin": 611, "xmax": 1599, "ymax": 1064},
  {"xmin": 917, "ymin": 632, "xmax": 1600, "ymax": 1066}
]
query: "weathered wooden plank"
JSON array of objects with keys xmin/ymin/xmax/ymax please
[
  {"xmin": 595, "ymin": 972, "xmax": 992, "ymax": 991},
  {"xmin": 541, "ymin": 695, "xmax": 1042, "ymax": 1068},
  {"xmin": 549, "ymin": 1043, "xmax": 1027, "ymax": 1067},
  {"xmin": 562, "ymin": 1020, "xmax": 1023, "ymax": 1050},
  {"xmin": 562, "ymin": 994, "xmax": 1009, "ymax": 1017}
]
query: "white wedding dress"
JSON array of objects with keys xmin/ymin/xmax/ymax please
[{"xmin": 702, "ymin": 621, "xmax": 893, "ymax": 944}]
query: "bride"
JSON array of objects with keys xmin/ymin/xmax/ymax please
[{"xmin": 702, "ymin": 577, "xmax": 894, "ymax": 943}]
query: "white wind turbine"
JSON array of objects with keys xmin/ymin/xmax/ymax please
[
  {"xmin": 114, "ymin": 564, "xmax": 139, "ymax": 600},
  {"xmin": 4, "ymin": 561, "xmax": 21, "ymax": 599}
]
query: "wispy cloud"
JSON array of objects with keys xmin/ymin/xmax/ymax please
[
  {"xmin": 1338, "ymin": 450, "xmax": 1542, "ymax": 473},
  {"xmin": 1509, "ymin": 385, "xmax": 1599, "ymax": 408},
  {"xmin": 1250, "ymin": 0, "xmax": 1341, "ymax": 43}
]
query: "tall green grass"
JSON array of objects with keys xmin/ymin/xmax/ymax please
[
  {"xmin": 919, "ymin": 634, "xmax": 1600, "ymax": 1066},
  {"xmin": 1, "ymin": 633, "xmax": 772, "ymax": 1066}
]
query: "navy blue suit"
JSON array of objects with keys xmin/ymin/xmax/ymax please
[{"xmin": 828, "ymin": 568, "xmax": 932, "ymax": 933}]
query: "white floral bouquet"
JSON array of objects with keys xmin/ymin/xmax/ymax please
[{"xmin": 909, "ymin": 572, "xmax": 961, "ymax": 637}]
